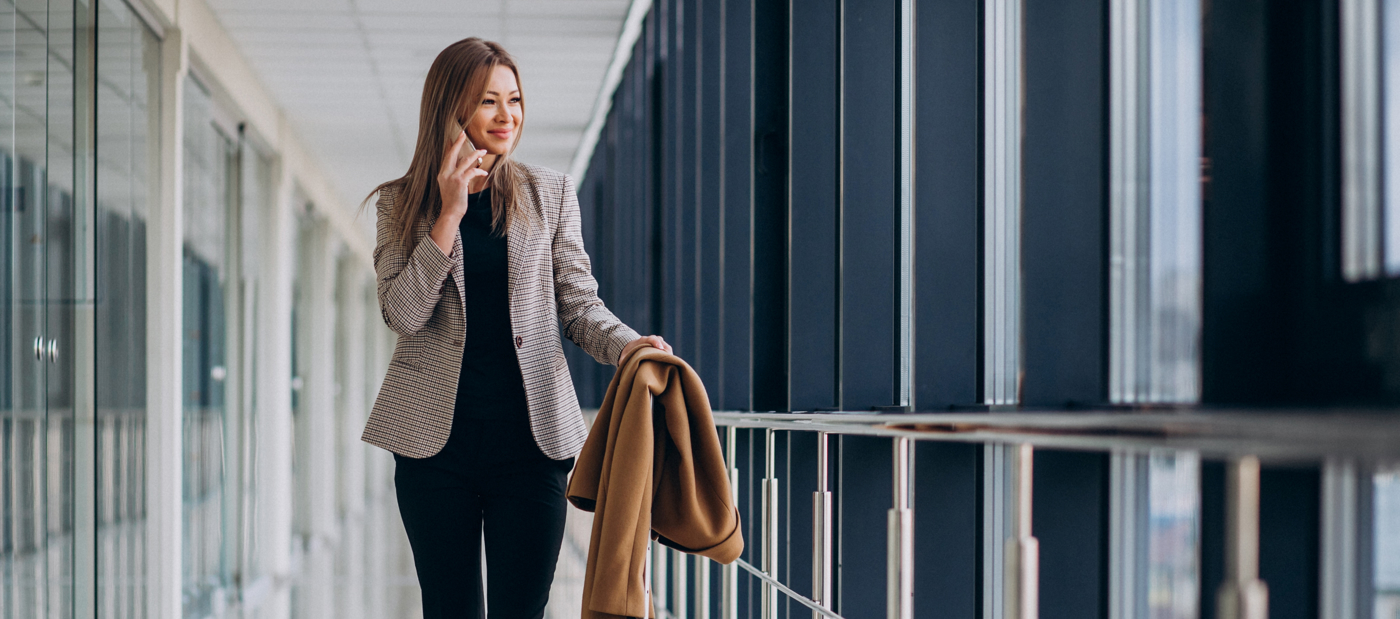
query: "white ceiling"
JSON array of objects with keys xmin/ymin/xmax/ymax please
[{"xmin": 204, "ymin": 0, "xmax": 631, "ymax": 205}]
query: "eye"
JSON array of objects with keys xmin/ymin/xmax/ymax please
[
  {"xmin": 510, "ymin": 97, "xmax": 522, "ymax": 104},
  {"xmin": 481, "ymin": 98, "xmax": 495, "ymax": 106}
]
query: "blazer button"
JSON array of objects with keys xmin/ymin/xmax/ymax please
[{"xmin": 514, "ymin": 335, "xmax": 523, "ymax": 348}]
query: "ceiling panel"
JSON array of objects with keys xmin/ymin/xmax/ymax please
[{"xmin": 205, "ymin": 0, "xmax": 629, "ymax": 204}]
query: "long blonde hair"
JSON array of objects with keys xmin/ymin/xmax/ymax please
[{"xmin": 368, "ymin": 37, "xmax": 527, "ymax": 247}]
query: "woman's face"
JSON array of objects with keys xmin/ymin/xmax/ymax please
[{"xmin": 465, "ymin": 64, "xmax": 522, "ymax": 156}]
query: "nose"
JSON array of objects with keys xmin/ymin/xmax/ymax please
[{"xmin": 494, "ymin": 102, "xmax": 510, "ymax": 124}]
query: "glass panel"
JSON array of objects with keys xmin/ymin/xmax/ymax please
[
  {"xmin": 1386, "ymin": 0, "xmax": 1400, "ymax": 275},
  {"xmin": 94, "ymin": 1, "xmax": 159, "ymax": 616},
  {"xmin": 46, "ymin": 0, "xmax": 80, "ymax": 613},
  {"xmin": 1109, "ymin": 0, "xmax": 1203, "ymax": 403},
  {"xmin": 1377, "ymin": 467, "xmax": 1400, "ymax": 619},
  {"xmin": 181, "ymin": 75, "xmax": 234, "ymax": 617},
  {"xmin": 1110, "ymin": 451, "xmax": 1201, "ymax": 619},
  {"xmin": 983, "ymin": 0, "xmax": 1023, "ymax": 405},
  {"xmin": 1, "ymin": 0, "xmax": 48, "ymax": 615}
]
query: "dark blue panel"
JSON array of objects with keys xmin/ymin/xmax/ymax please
[
  {"xmin": 774, "ymin": 431, "xmax": 793, "ymax": 619},
  {"xmin": 1200, "ymin": 461, "xmax": 1226, "ymax": 619},
  {"xmin": 1201, "ymin": 0, "xmax": 1273, "ymax": 404},
  {"xmin": 913, "ymin": 442, "xmax": 979, "ymax": 619},
  {"xmin": 788, "ymin": 0, "xmax": 840, "ymax": 411},
  {"xmin": 784, "ymin": 431, "xmax": 819, "ymax": 605},
  {"xmin": 839, "ymin": 0, "xmax": 898, "ymax": 410},
  {"xmin": 836, "ymin": 435, "xmax": 891, "ymax": 619},
  {"xmin": 737, "ymin": 428, "xmax": 757, "ymax": 617},
  {"xmin": 751, "ymin": 0, "xmax": 789, "ymax": 412},
  {"xmin": 663, "ymin": 0, "xmax": 683, "ymax": 353},
  {"xmin": 913, "ymin": 0, "xmax": 981, "ymax": 409},
  {"xmin": 679, "ymin": 0, "xmax": 700, "ymax": 371},
  {"xmin": 1258, "ymin": 467, "xmax": 1320, "ymax": 619},
  {"xmin": 720, "ymin": 0, "xmax": 754, "ymax": 411},
  {"xmin": 698, "ymin": 0, "xmax": 724, "ymax": 394},
  {"xmin": 1033, "ymin": 450, "xmax": 1109, "ymax": 619},
  {"xmin": 1020, "ymin": 0, "xmax": 1108, "ymax": 406}
]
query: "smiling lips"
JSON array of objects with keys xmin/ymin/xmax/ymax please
[{"xmin": 488, "ymin": 129, "xmax": 513, "ymax": 141}]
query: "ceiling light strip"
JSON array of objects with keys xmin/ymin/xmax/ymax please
[{"xmin": 567, "ymin": 0, "xmax": 654, "ymax": 182}]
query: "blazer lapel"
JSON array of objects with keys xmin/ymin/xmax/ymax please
[
  {"xmin": 424, "ymin": 210, "xmax": 467, "ymax": 312},
  {"xmin": 506, "ymin": 176, "xmax": 542, "ymax": 304}
]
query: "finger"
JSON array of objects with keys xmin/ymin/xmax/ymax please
[
  {"xmin": 461, "ymin": 168, "xmax": 490, "ymax": 185},
  {"xmin": 458, "ymin": 154, "xmax": 488, "ymax": 178},
  {"xmin": 443, "ymin": 130, "xmax": 466, "ymax": 173}
]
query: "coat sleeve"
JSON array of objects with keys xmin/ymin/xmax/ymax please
[
  {"xmin": 373, "ymin": 186, "xmax": 455, "ymax": 336},
  {"xmin": 553, "ymin": 173, "xmax": 641, "ymax": 365}
]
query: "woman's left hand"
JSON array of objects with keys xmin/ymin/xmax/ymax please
[{"xmin": 620, "ymin": 335, "xmax": 672, "ymax": 364}]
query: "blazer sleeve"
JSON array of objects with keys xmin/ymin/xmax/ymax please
[
  {"xmin": 553, "ymin": 174, "xmax": 641, "ymax": 365},
  {"xmin": 373, "ymin": 186, "xmax": 455, "ymax": 336}
]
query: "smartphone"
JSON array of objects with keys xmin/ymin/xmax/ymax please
[{"xmin": 445, "ymin": 118, "xmax": 482, "ymax": 169}]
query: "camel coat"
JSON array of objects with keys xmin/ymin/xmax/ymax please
[{"xmin": 567, "ymin": 347, "xmax": 744, "ymax": 619}]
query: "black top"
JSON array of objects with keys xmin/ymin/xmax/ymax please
[
  {"xmin": 450, "ymin": 187, "xmax": 530, "ymax": 422},
  {"xmin": 401, "ymin": 188, "xmax": 550, "ymax": 470}
]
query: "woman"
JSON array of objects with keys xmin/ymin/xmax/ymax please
[{"xmin": 360, "ymin": 37, "xmax": 669, "ymax": 618}]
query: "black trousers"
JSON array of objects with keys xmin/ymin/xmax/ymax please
[{"xmin": 395, "ymin": 419, "xmax": 573, "ymax": 619}]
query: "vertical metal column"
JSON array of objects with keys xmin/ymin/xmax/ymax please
[
  {"xmin": 1005, "ymin": 444, "xmax": 1039, "ymax": 619},
  {"xmin": 762, "ymin": 429, "xmax": 780, "ymax": 619},
  {"xmin": 722, "ymin": 427, "xmax": 740, "ymax": 619},
  {"xmin": 813, "ymin": 432, "xmax": 834, "ymax": 619},
  {"xmin": 1341, "ymin": 0, "xmax": 1383, "ymax": 281},
  {"xmin": 888, "ymin": 438, "xmax": 914, "ymax": 619},
  {"xmin": 1216, "ymin": 456, "xmax": 1269, "ymax": 619},
  {"xmin": 897, "ymin": 0, "xmax": 917, "ymax": 410}
]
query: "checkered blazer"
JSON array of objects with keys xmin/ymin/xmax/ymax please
[{"xmin": 361, "ymin": 163, "xmax": 640, "ymax": 460}]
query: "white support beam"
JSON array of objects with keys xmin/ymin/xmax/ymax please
[
  {"xmin": 145, "ymin": 26, "xmax": 187, "ymax": 619},
  {"xmin": 255, "ymin": 149, "xmax": 299, "ymax": 619}
]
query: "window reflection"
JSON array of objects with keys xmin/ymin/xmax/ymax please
[
  {"xmin": 1378, "ymin": 467, "xmax": 1400, "ymax": 619},
  {"xmin": 182, "ymin": 74, "xmax": 236, "ymax": 616},
  {"xmin": 1111, "ymin": 450, "xmax": 1200, "ymax": 619},
  {"xmin": 94, "ymin": 1, "xmax": 160, "ymax": 616},
  {"xmin": 1386, "ymin": 0, "xmax": 1400, "ymax": 274},
  {"xmin": 1147, "ymin": 452, "xmax": 1200, "ymax": 619}
]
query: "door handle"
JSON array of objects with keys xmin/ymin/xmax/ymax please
[
  {"xmin": 33, "ymin": 336, "xmax": 43, "ymax": 361},
  {"xmin": 46, "ymin": 339, "xmax": 57, "ymax": 363}
]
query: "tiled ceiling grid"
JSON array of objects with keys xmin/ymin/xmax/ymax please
[{"xmin": 204, "ymin": 0, "xmax": 631, "ymax": 207}]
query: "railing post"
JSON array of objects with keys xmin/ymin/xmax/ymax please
[
  {"xmin": 723, "ymin": 427, "xmax": 740, "ymax": 619},
  {"xmin": 696, "ymin": 554, "xmax": 711, "ymax": 619},
  {"xmin": 675, "ymin": 549, "xmax": 689, "ymax": 619},
  {"xmin": 1216, "ymin": 456, "xmax": 1269, "ymax": 619},
  {"xmin": 654, "ymin": 540, "xmax": 669, "ymax": 615},
  {"xmin": 1005, "ymin": 444, "xmax": 1039, "ymax": 619},
  {"xmin": 762, "ymin": 429, "xmax": 780, "ymax": 619},
  {"xmin": 888, "ymin": 437, "xmax": 914, "ymax": 619},
  {"xmin": 813, "ymin": 431, "xmax": 834, "ymax": 619}
]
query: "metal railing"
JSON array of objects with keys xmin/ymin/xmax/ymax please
[{"xmin": 636, "ymin": 409, "xmax": 1400, "ymax": 619}]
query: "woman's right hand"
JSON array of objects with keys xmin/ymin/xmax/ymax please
[{"xmin": 430, "ymin": 130, "xmax": 488, "ymax": 256}]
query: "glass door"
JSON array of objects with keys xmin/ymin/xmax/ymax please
[
  {"xmin": 1, "ymin": 0, "xmax": 51, "ymax": 614},
  {"xmin": 0, "ymin": 0, "xmax": 108, "ymax": 615}
]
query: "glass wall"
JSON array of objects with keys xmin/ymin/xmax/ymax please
[
  {"xmin": 94, "ymin": 1, "xmax": 159, "ymax": 617},
  {"xmin": 2, "ymin": 0, "xmax": 80, "ymax": 615},
  {"xmin": 1378, "ymin": 467, "xmax": 1400, "ymax": 619},
  {"xmin": 0, "ymin": 1, "xmax": 401, "ymax": 616},
  {"xmin": 181, "ymin": 74, "xmax": 234, "ymax": 616}
]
